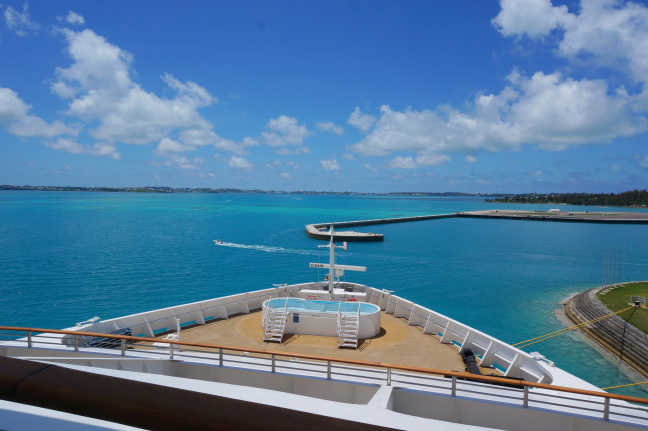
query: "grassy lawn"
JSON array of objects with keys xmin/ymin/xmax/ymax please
[{"xmin": 597, "ymin": 282, "xmax": 648, "ymax": 334}]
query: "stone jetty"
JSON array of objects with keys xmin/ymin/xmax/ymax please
[{"xmin": 306, "ymin": 210, "xmax": 648, "ymax": 241}]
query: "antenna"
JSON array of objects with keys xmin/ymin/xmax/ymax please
[{"xmin": 311, "ymin": 226, "xmax": 366, "ymax": 299}]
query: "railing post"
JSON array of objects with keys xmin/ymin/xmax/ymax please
[
  {"xmin": 451, "ymin": 376, "xmax": 457, "ymax": 397},
  {"xmin": 219, "ymin": 348, "xmax": 223, "ymax": 367},
  {"xmin": 603, "ymin": 397, "xmax": 610, "ymax": 421},
  {"xmin": 27, "ymin": 331, "xmax": 32, "ymax": 348},
  {"xmin": 272, "ymin": 355, "xmax": 276, "ymax": 373},
  {"xmin": 169, "ymin": 343, "xmax": 174, "ymax": 360},
  {"xmin": 327, "ymin": 361, "xmax": 332, "ymax": 380},
  {"xmin": 74, "ymin": 334, "xmax": 79, "ymax": 351},
  {"xmin": 387, "ymin": 367, "xmax": 392, "ymax": 386},
  {"xmin": 120, "ymin": 338, "xmax": 126, "ymax": 356},
  {"xmin": 523, "ymin": 386, "xmax": 529, "ymax": 408}
]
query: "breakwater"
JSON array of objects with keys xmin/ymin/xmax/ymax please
[
  {"xmin": 306, "ymin": 210, "xmax": 648, "ymax": 241},
  {"xmin": 305, "ymin": 213, "xmax": 456, "ymax": 241},
  {"xmin": 565, "ymin": 286, "xmax": 648, "ymax": 380}
]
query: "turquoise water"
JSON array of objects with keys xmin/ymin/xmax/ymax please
[
  {"xmin": 266, "ymin": 298, "xmax": 379, "ymax": 314},
  {"xmin": 1, "ymin": 191, "xmax": 647, "ymax": 396}
]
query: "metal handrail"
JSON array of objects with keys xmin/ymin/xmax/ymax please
[{"xmin": 1, "ymin": 325, "xmax": 647, "ymax": 424}]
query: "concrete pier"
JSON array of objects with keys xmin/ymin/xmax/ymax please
[
  {"xmin": 306, "ymin": 209, "xmax": 648, "ymax": 241},
  {"xmin": 305, "ymin": 213, "xmax": 455, "ymax": 241}
]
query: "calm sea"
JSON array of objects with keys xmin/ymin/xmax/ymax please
[{"xmin": 1, "ymin": 191, "xmax": 647, "ymax": 396}]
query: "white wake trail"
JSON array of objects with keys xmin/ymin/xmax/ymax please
[{"xmin": 213, "ymin": 240, "xmax": 318, "ymax": 255}]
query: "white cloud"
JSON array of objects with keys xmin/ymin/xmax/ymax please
[
  {"xmin": 44, "ymin": 138, "xmax": 84, "ymax": 154},
  {"xmin": 4, "ymin": 3, "xmax": 40, "ymax": 36},
  {"xmin": 280, "ymin": 172, "xmax": 292, "ymax": 179},
  {"xmin": 161, "ymin": 153, "xmax": 202, "ymax": 170},
  {"xmin": 275, "ymin": 146, "xmax": 310, "ymax": 155},
  {"xmin": 178, "ymin": 128, "xmax": 254, "ymax": 155},
  {"xmin": 465, "ymin": 155, "xmax": 477, "ymax": 163},
  {"xmin": 320, "ymin": 159, "xmax": 340, "ymax": 170},
  {"xmin": 51, "ymin": 28, "xmax": 225, "ymax": 152},
  {"xmin": 63, "ymin": 11, "xmax": 85, "ymax": 26},
  {"xmin": 262, "ymin": 115, "xmax": 310, "ymax": 147},
  {"xmin": 43, "ymin": 138, "xmax": 120, "ymax": 159},
  {"xmin": 228, "ymin": 156, "xmax": 254, "ymax": 169},
  {"xmin": 492, "ymin": 0, "xmax": 572, "ymax": 38},
  {"xmin": 610, "ymin": 163, "xmax": 621, "ymax": 172},
  {"xmin": 347, "ymin": 107, "xmax": 376, "ymax": 133},
  {"xmin": 350, "ymin": 71, "xmax": 646, "ymax": 161},
  {"xmin": 317, "ymin": 121, "xmax": 344, "ymax": 135},
  {"xmin": 155, "ymin": 137, "xmax": 194, "ymax": 154},
  {"xmin": 388, "ymin": 156, "xmax": 417, "ymax": 169},
  {"xmin": 415, "ymin": 153, "xmax": 451, "ymax": 166},
  {"xmin": 637, "ymin": 154, "xmax": 648, "ymax": 169},
  {"xmin": 363, "ymin": 163, "xmax": 378, "ymax": 173},
  {"xmin": 0, "ymin": 88, "xmax": 71, "ymax": 137},
  {"xmin": 495, "ymin": 0, "xmax": 648, "ymax": 99}
]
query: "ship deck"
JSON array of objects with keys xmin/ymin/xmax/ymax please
[{"xmin": 156, "ymin": 310, "xmax": 497, "ymax": 374}]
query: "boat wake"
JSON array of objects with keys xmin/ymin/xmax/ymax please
[{"xmin": 213, "ymin": 240, "xmax": 317, "ymax": 255}]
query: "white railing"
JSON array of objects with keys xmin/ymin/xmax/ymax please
[
  {"xmin": 1, "ymin": 326, "xmax": 647, "ymax": 428},
  {"xmin": 369, "ymin": 287, "xmax": 553, "ymax": 384}
]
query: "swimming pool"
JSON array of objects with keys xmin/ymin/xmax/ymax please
[
  {"xmin": 265, "ymin": 298, "xmax": 379, "ymax": 314},
  {"xmin": 262, "ymin": 298, "xmax": 381, "ymax": 338}
]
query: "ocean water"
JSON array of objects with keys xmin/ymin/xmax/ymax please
[{"xmin": 1, "ymin": 191, "xmax": 647, "ymax": 397}]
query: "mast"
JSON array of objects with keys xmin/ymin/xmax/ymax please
[
  {"xmin": 328, "ymin": 226, "xmax": 336, "ymax": 294},
  {"xmin": 311, "ymin": 225, "xmax": 364, "ymax": 299}
]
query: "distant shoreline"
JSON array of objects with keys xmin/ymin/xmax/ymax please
[{"xmin": 0, "ymin": 185, "xmax": 501, "ymax": 197}]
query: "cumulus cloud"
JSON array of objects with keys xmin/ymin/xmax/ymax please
[
  {"xmin": 228, "ymin": 156, "xmax": 254, "ymax": 169},
  {"xmin": 317, "ymin": 121, "xmax": 344, "ymax": 135},
  {"xmin": 465, "ymin": 155, "xmax": 477, "ymax": 163},
  {"xmin": 350, "ymin": 70, "xmax": 645, "ymax": 163},
  {"xmin": 388, "ymin": 156, "xmax": 417, "ymax": 169},
  {"xmin": 61, "ymin": 11, "xmax": 85, "ymax": 26},
  {"xmin": 43, "ymin": 138, "xmax": 120, "ymax": 159},
  {"xmin": 416, "ymin": 153, "xmax": 451, "ymax": 166},
  {"xmin": 492, "ymin": 0, "xmax": 572, "ymax": 38},
  {"xmin": 262, "ymin": 115, "xmax": 311, "ymax": 147},
  {"xmin": 160, "ymin": 153, "xmax": 203, "ymax": 170},
  {"xmin": 320, "ymin": 159, "xmax": 340, "ymax": 170},
  {"xmin": 495, "ymin": 0, "xmax": 648, "ymax": 91},
  {"xmin": 52, "ymin": 29, "xmax": 217, "ymax": 145},
  {"xmin": 0, "ymin": 88, "xmax": 71, "ymax": 137},
  {"xmin": 638, "ymin": 154, "xmax": 648, "ymax": 168},
  {"xmin": 347, "ymin": 107, "xmax": 376, "ymax": 132},
  {"xmin": 4, "ymin": 3, "xmax": 40, "ymax": 36},
  {"xmin": 280, "ymin": 172, "xmax": 292, "ymax": 179}
]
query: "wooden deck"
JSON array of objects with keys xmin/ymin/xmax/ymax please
[{"xmin": 164, "ymin": 310, "xmax": 497, "ymax": 375}]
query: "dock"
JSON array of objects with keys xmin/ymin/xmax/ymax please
[
  {"xmin": 305, "ymin": 209, "xmax": 648, "ymax": 241},
  {"xmin": 305, "ymin": 213, "xmax": 456, "ymax": 241}
]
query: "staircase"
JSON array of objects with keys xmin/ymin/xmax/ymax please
[
  {"xmin": 263, "ymin": 308, "xmax": 289, "ymax": 343},
  {"xmin": 337, "ymin": 304, "xmax": 360, "ymax": 349}
]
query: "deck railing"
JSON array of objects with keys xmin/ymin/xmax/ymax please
[{"xmin": 0, "ymin": 325, "xmax": 647, "ymax": 426}]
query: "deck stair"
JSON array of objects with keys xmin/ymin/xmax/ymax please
[
  {"xmin": 263, "ymin": 305, "xmax": 289, "ymax": 343},
  {"xmin": 337, "ymin": 303, "xmax": 360, "ymax": 349}
]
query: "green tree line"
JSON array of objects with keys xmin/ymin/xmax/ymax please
[{"xmin": 486, "ymin": 189, "xmax": 648, "ymax": 207}]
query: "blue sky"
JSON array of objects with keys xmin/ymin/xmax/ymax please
[{"xmin": 1, "ymin": 0, "xmax": 648, "ymax": 193}]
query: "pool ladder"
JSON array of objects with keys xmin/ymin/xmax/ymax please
[
  {"xmin": 337, "ymin": 304, "xmax": 360, "ymax": 349},
  {"xmin": 263, "ymin": 306, "xmax": 289, "ymax": 343}
]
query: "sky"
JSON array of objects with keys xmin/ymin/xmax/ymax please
[{"xmin": 1, "ymin": 0, "xmax": 648, "ymax": 193}]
